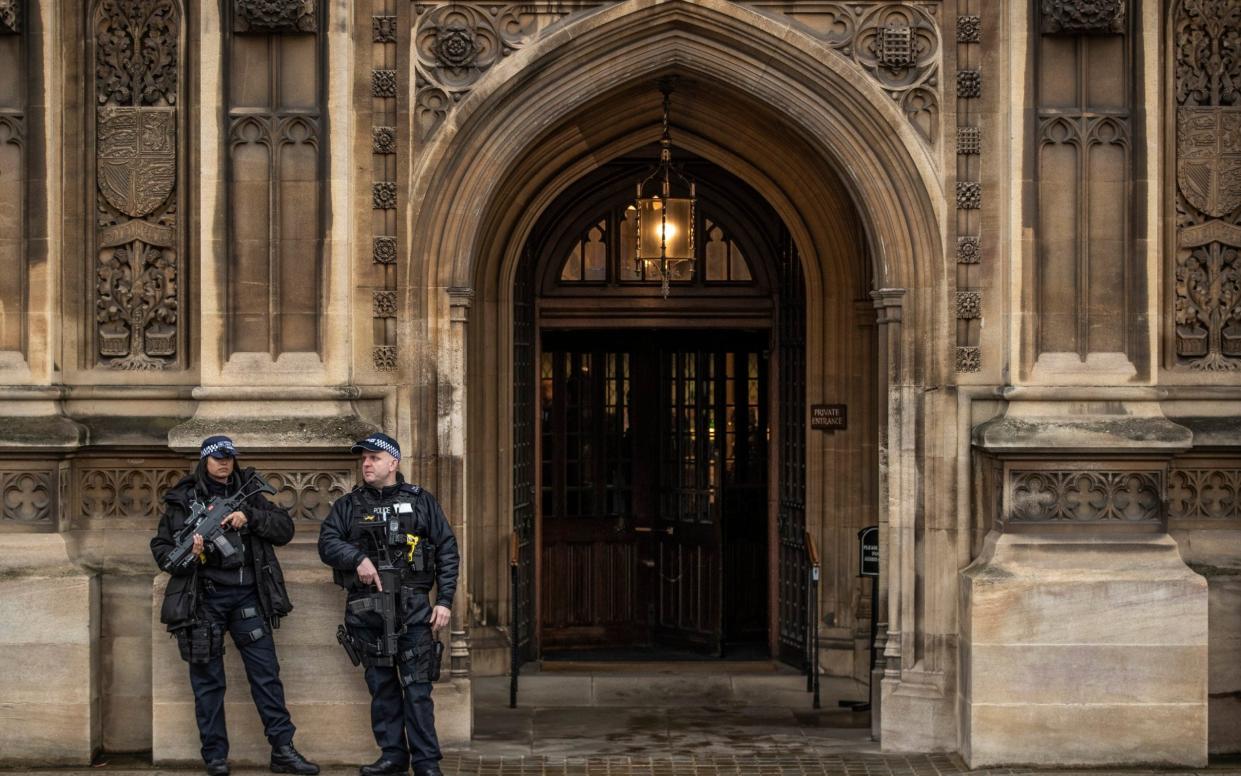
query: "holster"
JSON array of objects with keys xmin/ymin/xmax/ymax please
[{"xmin": 174, "ymin": 621, "xmax": 224, "ymax": 664}]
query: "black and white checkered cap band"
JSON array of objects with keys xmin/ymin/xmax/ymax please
[
  {"xmin": 200, "ymin": 440, "xmax": 237, "ymax": 458},
  {"xmin": 361, "ymin": 437, "xmax": 400, "ymax": 459}
]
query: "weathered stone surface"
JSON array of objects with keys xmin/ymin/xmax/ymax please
[
  {"xmin": 0, "ymin": 536, "xmax": 98, "ymax": 765},
  {"xmin": 960, "ymin": 533, "xmax": 1208, "ymax": 767}
]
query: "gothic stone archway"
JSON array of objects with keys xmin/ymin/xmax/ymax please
[{"xmin": 403, "ymin": 0, "xmax": 952, "ymax": 752}]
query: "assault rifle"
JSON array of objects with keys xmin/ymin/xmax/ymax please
[
  {"xmin": 164, "ymin": 472, "xmax": 278, "ymax": 571},
  {"xmin": 358, "ymin": 506, "xmax": 405, "ymax": 664}
]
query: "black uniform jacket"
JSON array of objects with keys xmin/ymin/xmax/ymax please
[
  {"xmin": 151, "ymin": 467, "xmax": 295, "ymax": 628},
  {"xmin": 317, "ymin": 474, "xmax": 459, "ymax": 613}
]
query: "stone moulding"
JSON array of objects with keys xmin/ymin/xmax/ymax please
[
  {"xmin": 1006, "ymin": 465, "xmax": 1163, "ymax": 526},
  {"xmin": 233, "ymin": 0, "xmax": 316, "ymax": 33},
  {"xmin": 1041, "ymin": 0, "xmax": 1125, "ymax": 35}
]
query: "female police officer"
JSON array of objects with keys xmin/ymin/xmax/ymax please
[{"xmin": 151, "ymin": 435, "xmax": 319, "ymax": 776}]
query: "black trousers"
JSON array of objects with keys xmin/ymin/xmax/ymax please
[
  {"xmin": 189, "ymin": 583, "xmax": 295, "ymax": 762},
  {"xmin": 363, "ymin": 623, "xmax": 442, "ymax": 769}
]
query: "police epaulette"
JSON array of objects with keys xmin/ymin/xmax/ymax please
[{"xmin": 400, "ymin": 483, "xmax": 422, "ymax": 495}]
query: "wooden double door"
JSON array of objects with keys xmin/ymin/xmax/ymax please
[{"xmin": 539, "ymin": 330, "xmax": 770, "ymax": 655}]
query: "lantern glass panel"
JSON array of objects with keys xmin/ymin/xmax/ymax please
[{"xmin": 637, "ymin": 196, "xmax": 694, "ymax": 262}]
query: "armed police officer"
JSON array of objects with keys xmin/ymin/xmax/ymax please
[
  {"xmin": 319, "ymin": 433, "xmax": 459, "ymax": 776},
  {"xmin": 151, "ymin": 436, "xmax": 320, "ymax": 776}
]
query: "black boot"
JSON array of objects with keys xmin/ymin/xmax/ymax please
[
  {"xmin": 413, "ymin": 766, "xmax": 443, "ymax": 776},
  {"xmin": 360, "ymin": 756, "xmax": 409, "ymax": 776},
  {"xmin": 271, "ymin": 743, "xmax": 320, "ymax": 775},
  {"xmin": 205, "ymin": 759, "xmax": 230, "ymax": 776}
]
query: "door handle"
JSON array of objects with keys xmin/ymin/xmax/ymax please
[{"xmin": 634, "ymin": 526, "xmax": 675, "ymax": 536}]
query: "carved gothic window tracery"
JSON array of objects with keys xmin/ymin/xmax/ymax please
[
  {"xmin": 0, "ymin": 0, "xmax": 25, "ymax": 358},
  {"xmin": 225, "ymin": 0, "xmax": 325, "ymax": 357}
]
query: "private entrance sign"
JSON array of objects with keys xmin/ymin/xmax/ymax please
[{"xmin": 810, "ymin": 404, "xmax": 847, "ymax": 431}]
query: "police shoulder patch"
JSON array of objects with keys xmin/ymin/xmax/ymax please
[{"xmin": 399, "ymin": 483, "xmax": 423, "ymax": 496}]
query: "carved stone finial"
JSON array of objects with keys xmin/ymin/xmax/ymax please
[
  {"xmin": 0, "ymin": 0, "xmax": 19, "ymax": 34},
  {"xmin": 234, "ymin": 0, "xmax": 316, "ymax": 33},
  {"xmin": 1041, "ymin": 0, "xmax": 1125, "ymax": 35}
]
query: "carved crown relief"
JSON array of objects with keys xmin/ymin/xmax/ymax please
[
  {"xmin": 1040, "ymin": 0, "xmax": 1125, "ymax": 35},
  {"xmin": 93, "ymin": 0, "xmax": 182, "ymax": 371},
  {"xmin": 1172, "ymin": 0, "xmax": 1241, "ymax": 371},
  {"xmin": 233, "ymin": 0, "xmax": 316, "ymax": 33},
  {"xmin": 0, "ymin": 0, "xmax": 19, "ymax": 34}
]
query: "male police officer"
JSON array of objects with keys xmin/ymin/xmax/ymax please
[
  {"xmin": 151, "ymin": 436, "xmax": 319, "ymax": 776},
  {"xmin": 318, "ymin": 433, "xmax": 459, "ymax": 776}
]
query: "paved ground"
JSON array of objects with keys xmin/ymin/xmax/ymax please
[{"xmin": 6, "ymin": 668, "xmax": 1240, "ymax": 775}]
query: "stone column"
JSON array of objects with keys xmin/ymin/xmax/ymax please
[{"xmin": 869, "ymin": 288, "xmax": 903, "ymax": 738}]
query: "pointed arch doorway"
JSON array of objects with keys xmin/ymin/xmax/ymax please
[{"xmin": 511, "ymin": 150, "xmax": 822, "ymax": 664}]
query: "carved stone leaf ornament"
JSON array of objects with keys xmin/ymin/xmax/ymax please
[
  {"xmin": 957, "ymin": 181, "xmax": 981, "ymax": 209},
  {"xmin": 1041, "ymin": 0, "xmax": 1125, "ymax": 35},
  {"xmin": 955, "ymin": 346, "xmax": 981, "ymax": 373},
  {"xmin": 0, "ymin": 0, "xmax": 18, "ymax": 34},
  {"xmin": 93, "ymin": 0, "xmax": 182, "ymax": 370},
  {"xmin": 233, "ymin": 0, "xmax": 316, "ymax": 33},
  {"xmin": 374, "ymin": 345, "xmax": 398, "ymax": 371},
  {"xmin": 1173, "ymin": 0, "xmax": 1241, "ymax": 370}
]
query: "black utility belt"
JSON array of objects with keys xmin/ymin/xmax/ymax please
[{"xmin": 346, "ymin": 587, "xmax": 430, "ymax": 614}]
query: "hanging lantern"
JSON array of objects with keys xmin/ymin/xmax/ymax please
[{"xmin": 634, "ymin": 83, "xmax": 696, "ymax": 297}]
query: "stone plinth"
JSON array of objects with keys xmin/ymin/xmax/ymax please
[
  {"xmin": 152, "ymin": 546, "xmax": 469, "ymax": 765},
  {"xmin": 960, "ymin": 532, "xmax": 1208, "ymax": 768},
  {"xmin": 0, "ymin": 534, "xmax": 100, "ymax": 766}
]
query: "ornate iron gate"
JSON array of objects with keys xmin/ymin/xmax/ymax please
[
  {"xmin": 776, "ymin": 236, "xmax": 808, "ymax": 666},
  {"xmin": 511, "ymin": 249, "xmax": 536, "ymax": 704}
]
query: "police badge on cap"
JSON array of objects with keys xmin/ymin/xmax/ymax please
[
  {"xmin": 200, "ymin": 435, "xmax": 238, "ymax": 459},
  {"xmin": 351, "ymin": 432, "xmax": 401, "ymax": 461}
]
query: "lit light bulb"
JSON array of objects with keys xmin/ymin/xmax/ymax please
[{"xmin": 658, "ymin": 222, "xmax": 678, "ymax": 241}]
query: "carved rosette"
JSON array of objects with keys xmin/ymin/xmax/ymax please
[
  {"xmin": 413, "ymin": 3, "xmax": 581, "ymax": 141},
  {"xmin": 373, "ymin": 182, "xmax": 396, "ymax": 210},
  {"xmin": 233, "ymin": 0, "xmax": 316, "ymax": 33},
  {"xmin": 92, "ymin": 0, "xmax": 182, "ymax": 371},
  {"xmin": 1041, "ymin": 0, "xmax": 1125, "ymax": 35},
  {"xmin": 955, "ymin": 290, "xmax": 982, "ymax": 319},
  {"xmin": 373, "ymin": 236, "xmax": 397, "ymax": 265},
  {"xmin": 957, "ymin": 237, "xmax": 981, "ymax": 264},
  {"xmin": 1172, "ymin": 0, "xmax": 1241, "ymax": 371},
  {"xmin": 1009, "ymin": 469, "xmax": 1162, "ymax": 524},
  {"xmin": 373, "ymin": 126, "xmax": 396, "ymax": 155},
  {"xmin": 0, "ymin": 0, "xmax": 18, "ymax": 34},
  {"xmin": 957, "ymin": 15, "xmax": 980, "ymax": 43}
]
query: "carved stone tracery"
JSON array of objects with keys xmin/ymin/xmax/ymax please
[
  {"xmin": 1169, "ymin": 462, "xmax": 1241, "ymax": 520},
  {"xmin": 1172, "ymin": 0, "xmax": 1241, "ymax": 370},
  {"xmin": 1010, "ymin": 469, "xmax": 1162, "ymax": 523},
  {"xmin": 233, "ymin": 0, "xmax": 316, "ymax": 33},
  {"xmin": 92, "ymin": 0, "xmax": 182, "ymax": 370},
  {"xmin": 2, "ymin": 470, "xmax": 52, "ymax": 523},
  {"xmin": 1041, "ymin": 0, "xmax": 1125, "ymax": 35}
]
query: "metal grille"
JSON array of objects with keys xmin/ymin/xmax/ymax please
[
  {"xmin": 512, "ymin": 248, "xmax": 536, "ymax": 662},
  {"xmin": 776, "ymin": 236, "xmax": 808, "ymax": 666}
]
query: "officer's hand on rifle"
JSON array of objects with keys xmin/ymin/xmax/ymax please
[
  {"xmin": 221, "ymin": 510, "xmax": 248, "ymax": 529},
  {"xmin": 357, "ymin": 557, "xmax": 383, "ymax": 590},
  {"xmin": 192, "ymin": 533, "xmax": 204, "ymax": 556},
  {"xmin": 429, "ymin": 605, "xmax": 451, "ymax": 633}
]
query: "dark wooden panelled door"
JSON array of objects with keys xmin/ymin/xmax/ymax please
[{"xmin": 541, "ymin": 331, "xmax": 768, "ymax": 655}]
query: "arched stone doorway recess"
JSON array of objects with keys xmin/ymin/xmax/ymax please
[{"xmin": 406, "ymin": 0, "xmax": 949, "ymax": 750}]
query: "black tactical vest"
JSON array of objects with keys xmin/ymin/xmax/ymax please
[{"xmin": 347, "ymin": 483, "xmax": 436, "ymax": 591}]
